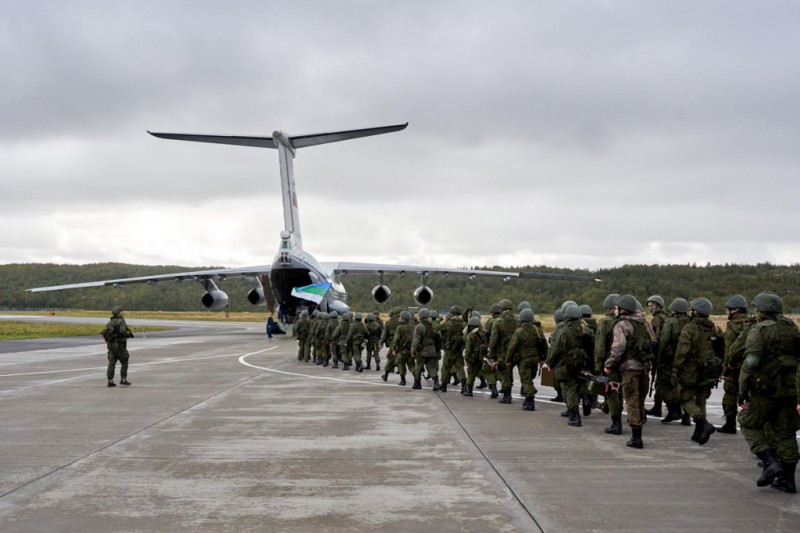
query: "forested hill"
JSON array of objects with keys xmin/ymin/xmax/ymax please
[{"xmin": 2, "ymin": 262, "xmax": 799, "ymax": 314}]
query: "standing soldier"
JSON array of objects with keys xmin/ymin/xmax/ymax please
[
  {"xmin": 411, "ymin": 308, "xmax": 442, "ymax": 390},
  {"xmin": 389, "ymin": 310, "xmax": 415, "ymax": 386},
  {"xmin": 658, "ymin": 298, "xmax": 692, "ymax": 424},
  {"xmin": 463, "ymin": 315, "xmax": 490, "ymax": 397},
  {"xmin": 294, "ymin": 310, "xmax": 311, "ymax": 362},
  {"xmin": 364, "ymin": 313, "xmax": 382, "ymax": 371},
  {"xmin": 346, "ymin": 312, "xmax": 367, "ymax": 372},
  {"xmin": 674, "ymin": 298, "xmax": 724, "ymax": 446},
  {"xmin": 548, "ymin": 305, "xmax": 593, "ymax": 426},
  {"xmin": 326, "ymin": 311, "xmax": 340, "ymax": 368},
  {"xmin": 490, "ymin": 299, "xmax": 520, "ymax": 405},
  {"xmin": 102, "ymin": 306, "xmax": 134, "ymax": 387},
  {"xmin": 717, "ymin": 294, "xmax": 751, "ymax": 434},
  {"xmin": 595, "ymin": 293, "xmax": 621, "ymax": 431},
  {"xmin": 604, "ymin": 295, "xmax": 653, "ymax": 448},
  {"xmin": 506, "ymin": 308, "xmax": 548, "ymax": 411},
  {"xmin": 308, "ymin": 311, "xmax": 320, "ymax": 364},
  {"xmin": 315, "ymin": 312, "xmax": 330, "ymax": 366},
  {"xmin": 738, "ymin": 292, "xmax": 799, "ymax": 493},
  {"xmin": 436, "ymin": 305, "xmax": 466, "ymax": 393},
  {"xmin": 332, "ymin": 312, "xmax": 352, "ymax": 370},
  {"xmin": 380, "ymin": 308, "xmax": 402, "ymax": 374},
  {"xmin": 645, "ymin": 295, "xmax": 668, "ymax": 417}
]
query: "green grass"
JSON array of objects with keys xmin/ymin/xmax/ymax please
[{"xmin": 0, "ymin": 322, "xmax": 172, "ymax": 341}]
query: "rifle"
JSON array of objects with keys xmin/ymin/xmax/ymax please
[{"xmin": 578, "ymin": 370, "xmax": 620, "ymax": 393}]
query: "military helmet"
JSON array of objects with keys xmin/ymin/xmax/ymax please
[
  {"xmin": 690, "ymin": 297, "xmax": 713, "ymax": 317},
  {"xmin": 564, "ymin": 304, "xmax": 582, "ymax": 320},
  {"xmin": 519, "ymin": 308, "xmax": 534, "ymax": 322},
  {"xmin": 579, "ymin": 304, "xmax": 592, "ymax": 316},
  {"xmin": 490, "ymin": 303, "xmax": 501, "ymax": 315},
  {"xmin": 354, "ymin": 312, "xmax": 362, "ymax": 321},
  {"xmin": 450, "ymin": 305, "xmax": 463, "ymax": 315},
  {"xmin": 329, "ymin": 310, "xmax": 339, "ymax": 318},
  {"xmin": 602, "ymin": 294, "xmax": 620, "ymax": 309},
  {"xmin": 498, "ymin": 299, "xmax": 513, "ymax": 311},
  {"xmin": 646, "ymin": 295, "xmax": 665, "ymax": 307},
  {"xmin": 614, "ymin": 294, "xmax": 637, "ymax": 313},
  {"xmin": 318, "ymin": 312, "xmax": 328, "ymax": 319},
  {"xmin": 399, "ymin": 310, "xmax": 412, "ymax": 321},
  {"xmin": 111, "ymin": 306, "xmax": 123, "ymax": 316},
  {"xmin": 724, "ymin": 294, "xmax": 748, "ymax": 310},
  {"xmin": 342, "ymin": 312, "xmax": 351, "ymax": 321},
  {"xmin": 554, "ymin": 309, "xmax": 565, "ymax": 322},
  {"xmin": 431, "ymin": 310, "xmax": 439, "ymax": 319},
  {"xmin": 365, "ymin": 313, "xmax": 374, "ymax": 321},
  {"xmin": 668, "ymin": 298, "xmax": 689, "ymax": 314},
  {"xmin": 390, "ymin": 306, "xmax": 402, "ymax": 316},
  {"xmin": 518, "ymin": 301, "xmax": 531, "ymax": 311},
  {"xmin": 418, "ymin": 308, "xmax": 430, "ymax": 319},
  {"xmin": 468, "ymin": 316, "xmax": 481, "ymax": 327},
  {"xmin": 471, "ymin": 310, "xmax": 481, "ymax": 318},
  {"xmin": 561, "ymin": 300, "xmax": 577, "ymax": 311},
  {"xmin": 751, "ymin": 292, "xmax": 783, "ymax": 314},
  {"xmin": 301, "ymin": 310, "xmax": 309, "ymax": 317}
]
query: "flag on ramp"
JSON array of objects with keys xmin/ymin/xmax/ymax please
[{"xmin": 291, "ymin": 282, "xmax": 331, "ymax": 304}]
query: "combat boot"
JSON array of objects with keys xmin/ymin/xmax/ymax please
[
  {"xmin": 561, "ymin": 409, "xmax": 570, "ymax": 417},
  {"xmin": 460, "ymin": 380, "xmax": 467, "ymax": 395},
  {"xmin": 398, "ymin": 376, "xmax": 407, "ymax": 386},
  {"xmin": 412, "ymin": 379, "xmax": 422, "ymax": 390},
  {"xmin": 581, "ymin": 394, "xmax": 592, "ymax": 416},
  {"xmin": 690, "ymin": 418, "xmax": 703, "ymax": 442},
  {"xmin": 645, "ymin": 400, "xmax": 662, "ymax": 418},
  {"xmin": 381, "ymin": 371, "xmax": 389, "ymax": 382},
  {"xmin": 567, "ymin": 407, "xmax": 582, "ymax": 427},
  {"xmin": 120, "ymin": 378, "xmax": 131, "ymax": 386},
  {"xmin": 755, "ymin": 449, "xmax": 784, "ymax": 487},
  {"xmin": 463, "ymin": 385, "xmax": 473, "ymax": 397},
  {"xmin": 432, "ymin": 376, "xmax": 440, "ymax": 391},
  {"xmin": 332, "ymin": 361, "xmax": 339, "ymax": 369},
  {"xmin": 107, "ymin": 380, "xmax": 116, "ymax": 387},
  {"xmin": 477, "ymin": 376, "xmax": 487, "ymax": 389},
  {"xmin": 660, "ymin": 403, "xmax": 682, "ymax": 423},
  {"xmin": 771, "ymin": 462, "xmax": 797, "ymax": 494},
  {"xmin": 716, "ymin": 416, "xmax": 737, "ymax": 434},
  {"xmin": 365, "ymin": 363, "xmax": 371, "ymax": 370},
  {"xmin": 489, "ymin": 384, "xmax": 499, "ymax": 399},
  {"xmin": 376, "ymin": 363, "xmax": 380, "ymax": 372},
  {"xmin": 322, "ymin": 359, "xmax": 329, "ymax": 367},
  {"xmin": 695, "ymin": 416, "xmax": 716, "ymax": 445},
  {"xmin": 356, "ymin": 361, "xmax": 364, "ymax": 373},
  {"xmin": 499, "ymin": 389, "xmax": 512, "ymax": 404},
  {"xmin": 438, "ymin": 382, "xmax": 448, "ymax": 393},
  {"xmin": 522, "ymin": 396, "xmax": 535, "ymax": 411},
  {"xmin": 626, "ymin": 427, "xmax": 644, "ymax": 449},
  {"xmin": 451, "ymin": 372, "xmax": 459, "ymax": 386},
  {"xmin": 605, "ymin": 414, "xmax": 623, "ymax": 435},
  {"xmin": 680, "ymin": 410, "xmax": 692, "ymax": 426},
  {"xmin": 550, "ymin": 391, "xmax": 564, "ymax": 402}
]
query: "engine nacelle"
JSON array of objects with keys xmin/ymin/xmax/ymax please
[
  {"xmin": 247, "ymin": 288, "xmax": 266, "ymax": 305},
  {"xmin": 201, "ymin": 289, "xmax": 229, "ymax": 309},
  {"xmin": 413, "ymin": 285, "xmax": 434, "ymax": 306},
  {"xmin": 371, "ymin": 284, "xmax": 391, "ymax": 304}
]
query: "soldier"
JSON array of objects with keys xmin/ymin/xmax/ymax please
[
  {"xmin": 490, "ymin": 299, "xmax": 520, "ymax": 405},
  {"xmin": 594, "ymin": 293, "xmax": 621, "ymax": 430},
  {"xmin": 102, "ymin": 306, "xmax": 134, "ymax": 387},
  {"xmin": 674, "ymin": 298, "xmax": 724, "ymax": 446},
  {"xmin": 411, "ymin": 308, "xmax": 442, "ymax": 390},
  {"xmin": 315, "ymin": 312, "xmax": 330, "ymax": 366},
  {"xmin": 332, "ymin": 312, "xmax": 352, "ymax": 370},
  {"xmin": 436, "ymin": 305, "xmax": 466, "ymax": 393},
  {"xmin": 294, "ymin": 310, "xmax": 311, "ymax": 362},
  {"xmin": 604, "ymin": 295, "xmax": 653, "ymax": 448},
  {"xmin": 346, "ymin": 312, "xmax": 367, "ymax": 372},
  {"xmin": 548, "ymin": 305, "xmax": 593, "ymax": 426},
  {"xmin": 738, "ymin": 292, "xmax": 799, "ymax": 493},
  {"xmin": 364, "ymin": 313, "xmax": 382, "ymax": 371},
  {"xmin": 580, "ymin": 304, "xmax": 597, "ymax": 333},
  {"xmin": 549, "ymin": 308, "xmax": 567, "ymax": 402},
  {"xmin": 507, "ymin": 308, "xmax": 548, "ymax": 411},
  {"xmin": 308, "ymin": 310, "xmax": 320, "ymax": 364},
  {"xmin": 380, "ymin": 307, "xmax": 402, "ymax": 374},
  {"xmin": 658, "ymin": 298, "xmax": 692, "ymax": 424},
  {"xmin": 645, "ymin": 295, "xmax": 668, "ymax": 417},
  {"xmin": 463, "ymin": 315, "xmax": 490, "ymax": 397},
  {"xmin": 716, "ymin": 295, "xmax": 751, "ymax": 434},
  {"xmin": 325, "ymin": 310, "xmax": 340, "ymax": 368},
  {"xmin": 389, "ymin": 310, "xmax": 415, "ymax": 386}
]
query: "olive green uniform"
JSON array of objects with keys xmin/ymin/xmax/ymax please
[
  {"xmin": 103, "ymin": 311, "xmax": 133, "ymax": 382},
  {"xmin": 548, "ymin": 318, "xmax": 592, "ymax": 418},
  {"xmin": 506, "ymin": 321, "xmax": 547, "ymax": 400},
  {"xmin": 390, "ymin": 321, "xmax": 415, "ymax": 384},
  {"xmin": 674, "ymin": 317, "xmax": 724, "ymax": 421},
  {"xmin": 439, "ymin": 316, "xmax": 466, "ymax": 390},
  {"xmin": 411, "ymin": 319, "xmax": 441, "ymax": 387},
  {"xmin": 294, "ymin": 314, "xmax": 311, "ymax": 361},
  {"xmin": 656, "ymin": 313, "xmax": 691, "ymax": 413}
]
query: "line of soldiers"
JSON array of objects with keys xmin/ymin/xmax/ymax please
[{"xmin": 289, "ymin": 291, "xmax": 799, "ymax": 494}]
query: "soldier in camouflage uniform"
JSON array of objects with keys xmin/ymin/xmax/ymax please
[
  {"xmin": 380, "ymin": 308, "xmax": 402, "ymax": 375},
  {"xmin": 436, "ymin": 305, "xmax": 466, "ymax": 393},
  {"xmin": 411, "ymin": 308, "xmax": 442, "ymax": 390},
  {"xmin": 294, "ymin": 310, "xmax": 311, "ymax": 362},
  {"xmin": 463, "ymin": 315, "xmax": 490, "ymax": 397},
  {"xmin": 604, "ymin": 294, "xmax": 653, "ymax": 448},
  {"xmin": 674, "ymin": 298, "xmax": 724, "ymax": 446},
  {"xmin": 717, "ymin": 295, "xmax": 752, "ymax": 434},
  {"xmin": 548, "ymin": 305, "xmax": 593, "ymax": 426},
  {"xmin": 389, "ymin": 310, "xmax": 415, "ymax": 386},
  {"xmin": 315, "ymin": 312, "xmax": 330, "ymax": 366},
  {"xmin": 738, "ymin": 292, "xmax": 799, "ymax": 493},
  {"xmin": 490, "ymin": 299, "xmax": 520, "ymax": 404},
  {"xmin": 102, "ymin": 306, "xmax": 134, "ymax": 387},
  {"xmin": 645, "ymin": 295, "xmax": 669, "ymax": 417},
  {"xmin": 595, "ymin": 293, "xmax": 622, "ymax": 433},
  {"xmin": 326, "ymin": 311, "xmax": 340, "ymax": 368},
  {"xmin": 506, "ymin": 308, "xmax": 548, "ymax": 411},
  {"xmin": 346, "ymin": 312, "xmax": 367, "ymax": 372},
  {"xmin": 332, "ymin": 312, "xmax": 352, "ymax": 370},
  {"xmin": 658, "ymin": 298, "xmax": 692, "ymax": 424},
  {"xmin": 364, "ymin": 313, "xmax": 382, "ymax": 371},
  {"xmin": 308, "ymin": 311, "xmax": 320, "ymax": 364}
]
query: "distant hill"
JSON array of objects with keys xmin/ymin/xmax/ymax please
[{"xmin": 2, "ymin": 262, "xmax": 799, "ymax": 314}]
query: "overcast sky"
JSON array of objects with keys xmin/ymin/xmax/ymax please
[{"xmin": 2, "ymin": 1, "xmax": 799, "ymax": 272}]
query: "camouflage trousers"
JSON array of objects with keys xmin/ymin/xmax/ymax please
[
  {"xmin": 738, "ymin": 395, "xmax": 799, "ymax": 463},
  {"xmin": 560, "ymin": 377, "xmax": 580, "ymax": 410},
  {"xmin": 680, "ymin": 384, "xmax": 712, "ymax": 420},
  {"xmin": 721, "ymin": 368, "xmax": 740, "ymax": 421},
  {"xmin": 503, "ymin": 358, "xmax": 539, "ymax": 398},
  {"xmin": 655, "ymin": 363, "xmax": 681, "ymax": 404},
  {"xmin": 440, "ymin": 350, "xmax": 466, "ymax": 382},
  {"xmin": 395, "ymin": 351, "xmax": 411, "ymax": 378},
  {"xmin": 365, "ymin": 341, "xmax": 380, "ymax": 366},
  {"xmin": 413, "ymin": 355, "xmax": 439, "ymax": 382},
  {"xmin": 350, "ymin": 340, "xmax": 364, "ymax": 363},
  {"xmin": 107, "ymin": 342, "xmax": 129, "ymax": 380},
  {"xmin": 466, "ymin": 358, "xmax": 496, "ymax": 388},
  {"xmin": 622, "ymin": 370, "xmax": 648, "ymax": 428},
  {"xmin": 297, "ymin": 338, "xmax": 310, "ymax": 361}
]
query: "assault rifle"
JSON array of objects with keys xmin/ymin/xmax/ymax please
[{"xmin": 578, "ymin": 371, "xmax": 620, "ymax": 393}]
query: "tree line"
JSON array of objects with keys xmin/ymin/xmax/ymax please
[{"xmin": 2, "ymin": 262, "xmax": 799, "ymax": 315}]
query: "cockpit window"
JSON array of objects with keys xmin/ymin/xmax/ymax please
[{"xmin": 281, "ymin": 239, "xmax": 291, "ymax": 250}]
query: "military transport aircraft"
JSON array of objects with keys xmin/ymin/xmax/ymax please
[{"xmin": 28, "ymin": 123, "xmax": 599, "ymax": 323}]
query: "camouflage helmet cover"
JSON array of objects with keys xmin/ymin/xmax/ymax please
[{"xmin": 519, "ymin": 308, "xmax": 534, "ymax": 322}]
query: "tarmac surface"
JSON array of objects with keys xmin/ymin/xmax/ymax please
[{"xmin": 0, "ymin": 316, "xmax": 798, "ymax": 532}]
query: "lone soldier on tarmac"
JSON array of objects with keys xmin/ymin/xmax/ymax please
[{"xmin": 102, "ymin": 306, "xmax": 134, "ymax": 387}]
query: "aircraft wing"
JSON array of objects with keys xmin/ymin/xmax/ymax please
[
  {"xmin": 27, "ymin": 265, "xmax": 271, "ymax": 292},
  {"xmin": 320, "ymin": 262, "xmax": 601, "ymax": 282}
]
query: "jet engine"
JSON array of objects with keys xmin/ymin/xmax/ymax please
[
  {"xmin": 371, "ymin": 284, "xmax": 391, "ymax": 304},
  {"xmin": 247, "ymin": 287, "xmax": 266, "ymax": 305},
  {"xmin": 201, "ymin": 289, "xmax": 229, "ymax": 309},
  {"xmin": 413, "ymin": 285, "xmax": 434, "ymax": 306}
]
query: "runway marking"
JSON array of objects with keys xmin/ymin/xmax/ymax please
[{"xmin": 238, "ymin": 354, "xmax": 391, "ymax": 387}]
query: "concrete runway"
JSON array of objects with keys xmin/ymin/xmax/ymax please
[{"xmin": 0, "ymin": 318, "xmax": 798, "ymax": 532}]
